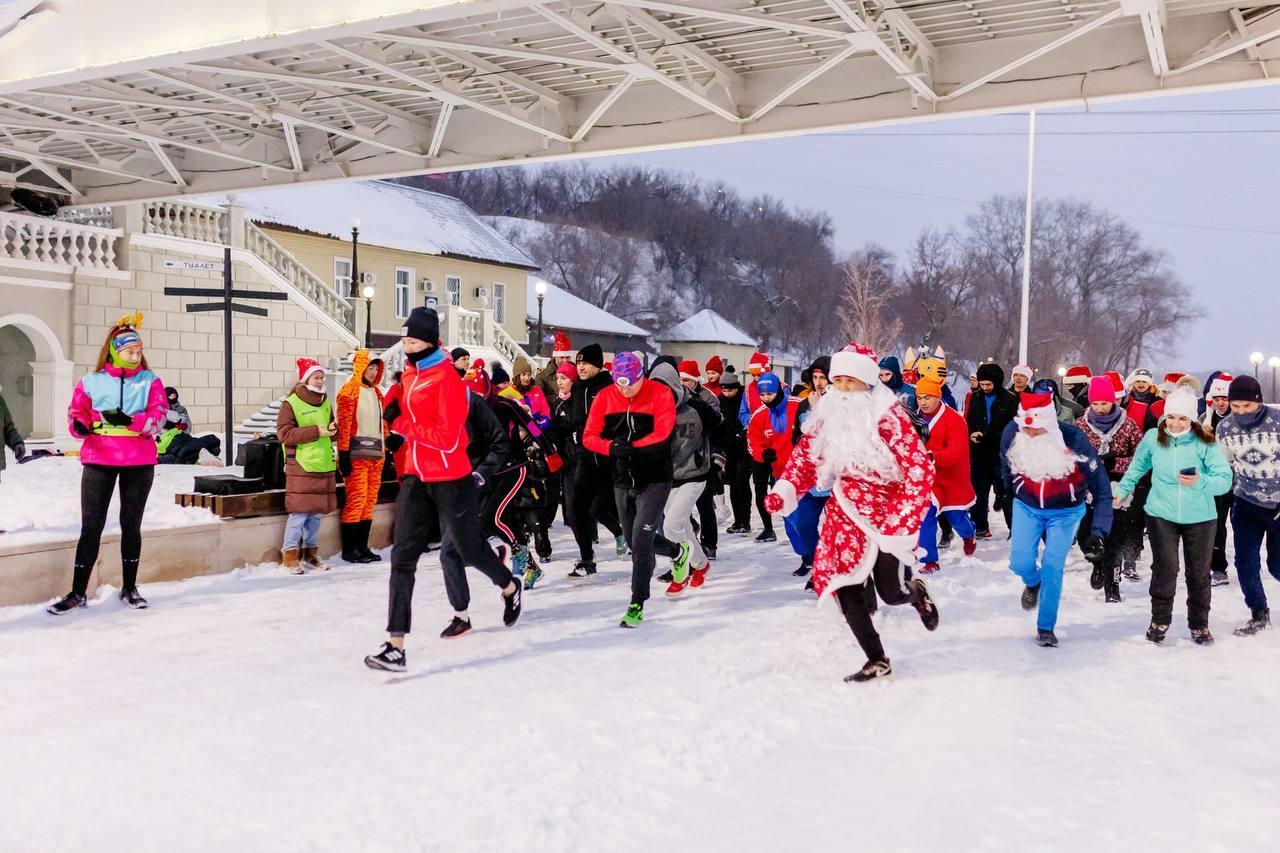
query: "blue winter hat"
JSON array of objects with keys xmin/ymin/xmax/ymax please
[
  {"xmin": 756, "ymin": 372, "xmax": 781, "ymax": 395},
  {"xmin": 613, "ymin": 352, "xmax": 644, "ymax": 387}
]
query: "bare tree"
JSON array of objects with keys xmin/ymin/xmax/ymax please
[{"xmin": 839, "ymin": 250, "xmax": 902, "ymax": 354}]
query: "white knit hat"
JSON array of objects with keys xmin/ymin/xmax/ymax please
[
  {"xmin": 1163, "ymin": 388, "xmax": 1199, "ymax": 421},
  {"xmin": 1012, "ymin": 364, "xmax": 1034, "ymax": 381},
  {"xmin": 830, "ymin": 342, "xmax": 880, "ymax": 386}
]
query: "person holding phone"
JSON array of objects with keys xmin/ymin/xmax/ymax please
[{"xmin": 1112, "ymin": 389, "xmax": 1233, "ymax": 645}]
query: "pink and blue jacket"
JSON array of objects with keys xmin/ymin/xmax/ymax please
[{"xmin": 68, "ymin": 364, "xmax": 168, "ymax": 467}]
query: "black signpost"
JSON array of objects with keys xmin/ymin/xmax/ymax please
[{"xmin": 163, "ymin": 247, "xmax": 288, "ymax": 463}]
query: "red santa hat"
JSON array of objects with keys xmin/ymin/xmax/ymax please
[
  {"xmin": 1011, "ymin": 364, "xmax": 1034, "ymax": 381},
  {"xmin": 1163, "ymin": 372, "xmax": 1185, "ymax": 385},
  {"xmin": 296, "ymin": 357, "xmax": 324, "ymax": 383},
  {"xmin": 1105, "ymin": 371, "xmax": 1126, "ymax": 402},
  {"xmin": 678, "ymin": 360, "xmax": 701, "ymax": 382},
  {"xmin": 1017, "ymin": 392, "xmax": 1058, "ymax": 431},
  {"xmin": 552, "ymin": 332, "xmax": 573, "ymax": 358},
  {"xmin": 1064, "ymin": 365, "xmax": 1091, "ymax": 386},
  {"xmin": 1207, "ymin": 373, "xmax": 1234, "ymax": 400},
  {"xmin": 747, "ymin": 352, "xmax": 770, "ymax": 376},
  {"xmin": 471, "ymin": 358, "xmax": 486, "ymax": 371},
  {"xmin": 706, "ymin": 355, "xmax": 724, "ymax": 374},
  {"xmin": 830, "ymin": 342, "xmax": 880, "ymax": 386}
]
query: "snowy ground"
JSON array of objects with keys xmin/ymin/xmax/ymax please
[
  {"xmin": 0, "ymin": 456, "xmax": 222, "ymax": 545},
  {"xmin": 2, "ymin": 511, "xmax": 1278, "ymax": 853}
]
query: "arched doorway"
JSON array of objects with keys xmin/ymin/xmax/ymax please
[{"xmin": 0, "ymin": 314, "xmax": 74, "ymax": 440}]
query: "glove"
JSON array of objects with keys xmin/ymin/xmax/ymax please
[
  {"xmin": 471, "ymin": 471, "xmax": 486, "ymax": 489},
  {"xmin": 1082, "ymin": 535, "xmax": 1106, "ymax": 563},
  {"xmin": 762, "ymin": 448, "xmax": 777, "ymax": 466},
  {"xmin": 100, "ymin": 409, "xmax": 133, "ymax": 427},
  {"xmin": 611, "ymin": 438, "xmax": 634, "ymax": 457},
  {"xmin": 382, "ymin": 400, "xmax": 401, "ymax": 424},
  {"xmin": 12, "ymin": 441, "xmax": 25, "ymax": 461},
  {"xmin": 72, "ymin": 420, "xmax": 93, "ymax": 437},
  {"xmin": 385, "ymin": 433, "xmax": 405, "ymax": 453},
  {"xmin": 338, "ymin": 450, "xmax": 352, "ymax": 477},
  {"xmin": 764, "ymin": 492, "xmax": 784, "ymax": 514},
  {"xmin": 712, "ymin": 452, "xmax": 727, "ymax": 476}
]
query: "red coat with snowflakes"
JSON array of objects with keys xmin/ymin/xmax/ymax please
[
  {"xmin": 924, "ymin": 404, "xmax": 975, "ymax": 511},
  {"xmin": 768, "ymin": 403, "xmax": 934, "ymax": 600}
]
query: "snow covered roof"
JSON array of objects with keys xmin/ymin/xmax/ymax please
[
  {"xmin": 526, "ymin": 278, "xmax": 648, "ymax": 339},
  {"xmin": 197, "ymin": 181, "xmax": 538, "ymax": 270},
  {"xmin": 657, "ymin": 309, "xmax": 756, "ymax": 347}
]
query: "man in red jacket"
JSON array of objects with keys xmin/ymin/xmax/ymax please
[
  {"xmin": 583, "ymin": 352, "xmax": 677, "ymax": 628},
  {"xmin": 746, "ymin": 372, "xmax": 801, "ymax": 543},
  {"xmin": 916, "ymin": 376, "xmax": 977, "ymax": 573},
  {"xmin": 365, "ymin": 307, "xmax": 523, "ymax": 672}
]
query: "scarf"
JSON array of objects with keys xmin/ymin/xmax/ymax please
[
  {"xmin": 766, "ymin": 385, "xmax": 791, "ymax": 434},
  {"xmin": 1084, "ymin": 407, "xmax": 1125, "ymax": 454}
]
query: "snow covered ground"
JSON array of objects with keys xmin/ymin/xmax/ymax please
[
  {"xmin": 0, "ymin": 456, "xmax": 222, "ymax": 546},
  {"xmin": 2, "ymin": 513, "xmax": 1277, "ymax": 853}
]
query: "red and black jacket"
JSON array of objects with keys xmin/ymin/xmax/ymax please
[{"xmin": 583, "ymin": 379, "xmax": 677, "ymax": 489}]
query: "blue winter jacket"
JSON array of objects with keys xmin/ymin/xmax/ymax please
[{"xmin": 1000, "ymin": 421, "xmax": 1113, "ymax": 537}]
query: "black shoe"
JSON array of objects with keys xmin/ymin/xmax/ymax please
[
  {"xmin": 792, "ymin": 560, "xmax": 812, "ymax": 577},
  {"xmin": 47, "ymin": 592, "xmax": 87, "ymax": 615},
  {"xmin": 1211, "ymin": 570, "xmax": 1229, "ymax": 587},
  {"xmin": 939, "ymin": 530, "xmax": 955, "ymax": 549},
  {"xmin": 440, "ymin": 616, "xmax": 472, "ymax": 639},
  {"xmin": 703, "ymin": 546, "xmax": 717, "ymax": 561},
  {"xmin": 804, "ymin": 577, "xmax": 815, "ymax": 592},
  {"xmin": 1104, "ymin": 583, "xmax": 1122, "ymax": 604},
  {"xmin": 844, "ymin": 658, "xmax": 892, "ymax": 683},
  {"xmin": 355, "ymin": 520, "xmax": 380, "ymax": 562},
  {"xmin": 726, "ymin": 523, "xmax": 749, "ymax": 535},
  {"xmin": 1036, "ymin": 629, "xmax": 1058, "ymax": 648},
  {"xmin": 1089, "ymin": 561, "xmax": 1106, "ymax": 591},
  {"xmin": 1021, "ymin": 584, "xmax": 1040, "ymax": 611},
  {"xmin": 364, "ymin": 641, "xmax": 406, "ymax": 672},
  {"xmin": 1121, "ymin": 560, "xmax": 1140, "ymax": 582},
  {"xmin": 535, "ymin": 529, "xmax": 553, "ymax": 563},
  {"xmin": 1234, "ymin": 609, "xmax": 1271, "ymax": 637},
  {"xmin": 657, "ymin": 569, "xmax": 674, "ymax": 583},
  {"xmin": 1145, "ymin": 622, "xmax": 1169, "ymax": 644},
  {"xmin": 1191, "ymin": 627, "xmax": 1215, "ymax": 646},
  {"xmin": 120, "ymin": 587, "xmax": 148, "ymax": 609},
  {"xmin": 908, "ymin": 578, "xmax": 939, "ymax": 631},
  {"xmin": 754, "ymin": 530, "xmax": 776, "ymax": 543},
  {"xmin": 993, "ymin": 495, "xmax": 1005, "ymax": 513},
  {"xmin": 568, "ymin": 561, "xmax": 597, "ymax": 580},
  {"xmin": 502, "ymin": 581, "xmax": 523, "ymax": 627}
]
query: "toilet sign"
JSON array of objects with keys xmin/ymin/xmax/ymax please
[{"xmin": 163, "ymin": 259, "xmax": 224, "ymax": 272}]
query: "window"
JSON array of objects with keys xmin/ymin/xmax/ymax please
[
  {"xmin": 445, "ymin": 275, "xmax": 461, "ymax": 307},
  {"xmin": 493, "ymin": 282, "xmax": 506, "ymax": 324},
  {"xmin": 333, "ymin": 257, "xmax": 352, "ymax": 298},
  {"xmin": 395, "ymin": 267, "xmax": 413, "ymax": 319}
]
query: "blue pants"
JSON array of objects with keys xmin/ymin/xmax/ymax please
[
  {"xmin": 1231, "ymin": 497, "xmax": 1280, "ymax": 613},
  {"xmin": 1008, "ymin": 500, "xmax": 1086, "ymax": 631},
  {"xmin": 283, "ymin": 512, "xmax": 322, "ymax": 549},
  {"xmin": 783, "ymin": 492, "xmax": 828, "ymax": 564},
  {"xmin": 918, "ymin": 505, "xmax": 977, "ymax": 563}
]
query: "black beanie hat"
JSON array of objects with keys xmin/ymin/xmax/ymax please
[
  {"xmin": 402, "ymin": 306, "xmax": 439, "ymax": 344},
  {"xmin": 491, "ymin": 364, "xmax": 511, "ymax": 386},
  {"xmin": 1228, "ymin": 375, "xmax": 1264, "ymax": 403},
  {"xmin": 976, "ymin": 362, "xmax": 1005, "ymax": 387},
  {"xmin": 165, "ymin": 386, "xmax": 179, "ymax": 401},
  {"xmin": 450, "ymin": 347, "xmax": 470, "ymax": 362},
  {"xmin": 576, "ymin": 343, "xmax": 604, "ymax": 369}
]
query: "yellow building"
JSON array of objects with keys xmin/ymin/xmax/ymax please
[{"xmin": 211, "ymin": 181, "xmax": 538, "ymax": 347}]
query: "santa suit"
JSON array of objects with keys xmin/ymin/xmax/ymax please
[{"xmin": 918, "ymin": 404, "xmax": 977, "ymax": 563}]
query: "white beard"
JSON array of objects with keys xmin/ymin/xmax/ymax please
[
  {"xmin": 1007, "ymin": 429, "xmax": 1081, "ymax": 480},
  {"xmin": 807, "ymin": 384, "xmax": 901, "ymax": 490}
]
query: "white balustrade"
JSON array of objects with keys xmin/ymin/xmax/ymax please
[
  {"xmin": 55, "ymin": 205, "xmax": 115, "ymax": 228},
  {"xmin": 0, "ymin": 210, "xmax": 121, "ymax": 270},
  {"xmin": 243, "ymin": 221, "xmax": 355, "ymax": 330},
  {"xmin": 142, "ymin": 200, "xmax": 228, "ymax": 243}
]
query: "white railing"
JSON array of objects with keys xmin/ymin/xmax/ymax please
[
  {"xmin": 376, "ymin": 341, "xmax": 406, "ymax": 380},
  {"xmin": 488, "ymin": 315, "xmax": 529, "ymax": 367},
  {"xmin": 55, "ymin": 205, "xmax": 115, "ymax": 228},
  {"xmin": 142, "ymin": 200, "xmax": 228, "ymax": 243},
  {"xmin": 443, "ymin": 306, "xmax": 484, "ymax": 348},
  {"xmin": 243, "ymin": 222, "xmax": 355, "ymax": 330},
  {"xmin": 0, "ymin": 210, "xmax": 121, "ymax": 270}
]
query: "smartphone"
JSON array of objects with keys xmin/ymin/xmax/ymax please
[{"xmin": 1179, "ymin": 467, "xmax": 1197, "ymax": 476}]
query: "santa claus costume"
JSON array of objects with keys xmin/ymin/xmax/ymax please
[
  {"xmin": 915, "ymin": 376, "xmax": 977, "ymax": 573},
  {"xmin": 765, "ymin": 343, "xmax": 939, "ymax": 683},
  {"xmin": 999, "ymin": 392, "xmax": 1113, "ymax": 647}
]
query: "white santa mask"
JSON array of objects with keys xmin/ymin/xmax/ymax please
[
  {"xmin": 807, "ymin": 384, "xmax": 901, "ymax": 489},
  {"xmin": 1007, "ymin": 427, "xmax": 1082, "ymax": 481}
]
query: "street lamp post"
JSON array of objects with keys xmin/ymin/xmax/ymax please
[
  {"xmin": 1251, "ymin": 351, "xmax": 1265, "ymax": 379},
  {"xmin": 1270, "ymin": 356, "xmax": 1280, "ymax": 403},
  {"xmin": 350, "ymin": 215, "xmax": 360, "ymax": 296},
  {"xmin": 362, "ymin": 285, "xmax": 375, "ymax": 350},
  {"xmin": 534, "ymin": 279, "xmax": 548, "ymax": 359}
]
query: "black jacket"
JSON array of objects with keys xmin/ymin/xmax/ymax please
[
  {"xmin": 966, "ymin": 388, "xmax": 1018, "ymax": 464},
  {"xmin": 718, "ymin": 390, "xmax": 747, "ymax": 459},
  {"xmin": 465, "ymin": 391, "xmax": 511, "ymax": 486},
  {"xmin": 570, "ymin": 369, "xmax": 614, "ymax": 465}
]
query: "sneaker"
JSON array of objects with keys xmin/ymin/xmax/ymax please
[
  {"xmin": 502, "ymin": 581, "xmax": 523, "ymax": 627},
  {"xmin": 665, "ymin": 578, "xmax": 689, "ymax": 598},
  {"xmin": 1145, "ymin": 622, "xmax": 1169, "ymax": 644},
  {"xmin": 962, "ymin": 537, "xmax": 977, "ymax": 556},
  {"xmin": 1191, "ymin": 627, "xmax": 1215, "ymax": 646},
  {"xmin": 1021, "ymin": 584, "xmax": 1040, "ymax": 611},
  {"xmin": 671, "ymin": 542, "xmax": 693, "ymax": 585},
  {"xmin": 523, "ymin": 565, "xmax": 543, "ymax": 590},
  {"xmin": 690, "ymin": 563, "xmax": 710, "ymax": 588},
  {"xmin": 567, "ymin": 561, "xmax": 597, "ymax": 580},
  {"xmin": 534, "ymin": 530, "xmax": 553, "ymax": 563},
  {"xmin": 844, "ymin": 658, "xmax": 892, "ymax": 683},
  {"xmin": 908, "ymin": 578, "xmax": 939, "ymax": 631},
  {"xmin": 1211, "ymin": 571, "xmax": 1229, "ymax": 587},
  {"xmin": 1104, "ymin": 584, "xmax": 1122, "ymax": 604},
  {"xmin": 511, "ymin": 545, "xmax": 530, "ymax": 577},
  {"xmin": 726, "ymin": 523, "xmax": 750, "ymax": 535},
  {"xmin": 703, "ymin": 546, "xmax": 717, "ymax": 561},
  {"xmin": 1234, "ymin": 609, "xmax": 1271, "ymax": 637},
  {"xmin": 364, "ymin": 641, "xmax": 406, "ymax": 672},
  {"xmin": 974, "ymin": 529, "xmax": 993, "ymax": 541},
  {"xmin": 754, "ymin": 530, "xmax": 777, "ymax": 543},
  {"xmin": 615, "ymin": 534, "xmax": 629, "ymax": 557},
  {"xmin": 1037, "ymin": 629, "xmax": 1058, "ymax": 648},
  {"xmin": 46, "ymin": 592, "xmax": 87, "ymax": 615},
  {"xmin": 440, "ymin": 616, "xmax": 472, "ymax": 639},
  {"xmin": 620, "ymin": 603, "xmax": 644, "ymax": 628},
  {"xmin": 120, "ymin": 587, "xmax": 148, "ymax": 609},
  {"xmin": 940, "ymin": 530, "xmax": 955, "ymax": 549},
  {"xmin": 1121, "ymin": 560, "xmax": 1140, "ymax": 582},
  {"xmin": 804, "ymin": 576, "xmax": 815, "ymax": 592},
  {"xmin": 792, "ymin": 560, "xmax": 812, "ymax": 577},
  {"xmin": 919, "ymin": 562, "xmax": 940, "ymax": 575}
]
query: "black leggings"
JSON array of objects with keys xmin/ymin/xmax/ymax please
[
  {"xmin": 73, "ymin": 464, "xmax": 155, "ymax": 595},
  {"xmin": 751, "ymin": 461, "xmax": 775, "ymax": 533},
  {"xmin": 835, "ymin": 552, "xmax": 915, "ymax": 663}
]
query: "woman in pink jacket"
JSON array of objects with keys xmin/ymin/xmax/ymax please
[{"xmin": 48, "ymin": 312, "xmax": 168, "ymax": 615}]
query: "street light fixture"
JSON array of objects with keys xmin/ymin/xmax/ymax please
[
  {"xmin": 361, "ymin": 285, "xmax": 375, "ymax": 350},
  {"xmin": 1057, "ymin": 366, "xmax": 1067, "ymax": 378},
  {"xmin": 534, "ymin": 279, "xmax": 548, "ymax": 360},
  {"xmin": 1250, "ymin": 351, "xmax": 1264, "ymax": 378}
]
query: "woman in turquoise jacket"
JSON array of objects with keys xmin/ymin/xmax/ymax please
[{"xmin": 1113, "ymin": 389, "xmax": 1232, "ymax": 646}]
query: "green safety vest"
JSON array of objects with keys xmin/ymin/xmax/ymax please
[
  {"xmin": 286, "ymin": 393, "xmax": 336, "ymax": 474},
  {"xmin": 157, "ymin": 427, "xmax": 182, "ymax": 454}
]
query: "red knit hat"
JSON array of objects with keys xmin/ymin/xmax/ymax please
[
  {"xmin": 706, "ymin": 355, "xmax": 724, "ymax": 374},
  {"xmin": 679, "ymin": 360, "xmax": 701, "ymax": 381},
  {"xmin": 552, "ymin": 332, "xmax": 573, "ymax": 358},
  {"xmin": 1064, "ymin": 365, "xmax": 1091, "ymax": 385},
  {"xmin": 296, "ymin": 357, "xmax": 324, "ymax": 383},
  {"xmin": 471, "ymin": 358, "xmax": 486, "ymax": 372},
  {"xmin": 1018, "ymin": 392, "xmax": 1057, "ymax": 431},
  {"xmin": 748, "ymin": 352, "xmax": 770, "ymax": 375}
]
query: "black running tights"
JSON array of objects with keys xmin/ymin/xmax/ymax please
[{"xmin": 73, "ymin": 464, "xmax": 155, "ymax": 595}]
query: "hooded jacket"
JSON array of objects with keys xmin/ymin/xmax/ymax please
[
  {"xmin": 651, "ymin": 363, "xmax": 720, "ymax": 485},
  {"xmin": 999, "ymin": 420, "xmax": 1114, "ymax": 538},
  {"xmin": 748, "ymin": 388, "xmax": 802, "ymax": 478},
  {"xmin": 879, "ymin": 356, "xmax": 917, "ymax": 410},
  {"xmin": 966, "ymin": 363, "xmax": 1018, "ymax": 465},
  {"xmin": 570, "ymin": 368, "xmax": 614, "ymax": 459},
  {"xmin": 336, "ymin": 349, "xmax": 387, "ymax": 452},
  {"xmin": 277, "ymin": 382, "xmax": 339, "ymax": 516}
]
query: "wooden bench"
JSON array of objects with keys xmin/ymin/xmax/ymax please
[{"xmin": 176, "ymin": 480, "xmax": 400, "ymax": 519}]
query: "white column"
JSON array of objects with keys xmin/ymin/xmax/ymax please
[{"xmin": 28, "ymin": 358, "xmax": 74, "ymax": 439}]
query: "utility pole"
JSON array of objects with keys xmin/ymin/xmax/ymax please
[{"xmin": 1018, "ymin": 110, "xmax": 1036, "ymax": 367}]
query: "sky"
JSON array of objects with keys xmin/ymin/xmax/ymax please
[{"xmin": 590, "ymin": 85, "xmax": 1280, "ymax": 378}]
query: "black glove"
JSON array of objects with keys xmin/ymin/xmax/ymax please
[
  {"xmin": 1082, "ymin": 535, "xmax": 1106, "ymax": 563},
  {"xmin": 100, "ymin": 409, "xmax": 133, "ymax": 427},
  {"xmin": 338, "ymin": 450, "xmax": 352, "ymax": 477},
  {"xmin": 471, "ymin": 471, "xmax": 486, "ymax": 489},
  {"xmin": 610, "ymin": 438, "xmax": 634, "ymax": 457},
  {"xmin": 382, "ymin": 400, "xmax": 401, "ymax": 424},
  {"xmin": 1100, "ymin": 451, "xmax": 1116, "ymax": 466},
  {"xmin": 762, "ymin": 448, "xmax": 777, "ymax": 466},
  {"xmin": 12, "ymin": 441, "xmax": 25, "ymax": 461},
  {"xmin": 72, "ymin": 420, "xmax": 93, "ymax": 437},
  {"xmin": 385, "ymin": 433, "xmax": 406, "ymax": 453}
]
